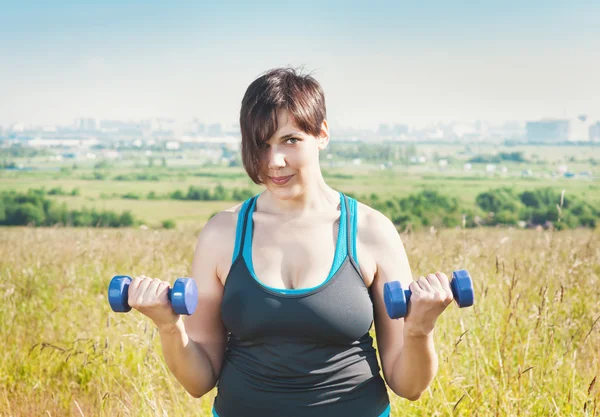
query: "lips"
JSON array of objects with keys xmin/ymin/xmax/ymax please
[{"xmin": 269, "ymin": 175, "xmax": 294, "ymax": 185}]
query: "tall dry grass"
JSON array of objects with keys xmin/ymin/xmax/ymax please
[{"xmin": 0, "ymin": 227, "xmax": 599, "ymax": 416}]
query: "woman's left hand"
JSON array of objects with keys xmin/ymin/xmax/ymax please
[{"xmin": 403, "ymin": 271, "xmax": 454, "ymax": 337}]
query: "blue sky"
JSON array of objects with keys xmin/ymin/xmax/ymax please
[{"xmin": 1, "ymin": 0, "xmax": 599, "ymax": 128}]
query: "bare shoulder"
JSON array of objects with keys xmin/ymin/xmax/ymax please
[
  {"xmin": 195, "ymin": 202, "xmax": 245, "ymax": 283},
  {"xmin": 355, "ymin": 199, "xmax": 412, "ymax": 285},
  {"xmin": 355, "ymin": 201, "xmax": 399, "ymax": 247},
  {"xmin": 352, "ymin": 200, "xmax": 402, "ymax": 286},
  {"xmin": 200, "ymin": 202, "xmax": 244, "ymax": 235}
]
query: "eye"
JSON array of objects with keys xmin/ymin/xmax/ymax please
[{"xmin": 285, "ymin": 137, "xmax": 299, "ymax": 145}]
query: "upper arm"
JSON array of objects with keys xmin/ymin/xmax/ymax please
[
  {"xmin": 360, "ymin": 208, "xmax": 413, "ymax": 383},
  {"xmin": 183, "ymin": 209, "xmax": 237, "ymax": 378}
]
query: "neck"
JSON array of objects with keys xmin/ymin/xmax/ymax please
[{"xmin": 260, "ymin": 172, "xmax": 340, "ymax": 216}]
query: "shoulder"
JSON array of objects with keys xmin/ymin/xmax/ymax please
[
  {"xmin": 353, "ymin": 199, "xmax": 399, "ymax": 247},
  {"xmin": 345, "ymin": 196, "xmax": 404, "ymax": 286},
  {"xmin": 352, "ymin": 197, "xmax": 413, "ymax": 290},
  {"xmin": 194, "ymin": 199, "xmax": 252, "ymax": 281},
  {"xmin": 197, "ymin": 197, "xmax": 254, "ymax": 247},
  {"xmin": 200, "ymin": 201, "xmax": 245, "ymax": 237}
]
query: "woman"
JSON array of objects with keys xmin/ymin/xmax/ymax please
[{"xmin": 127, "ymin": 67, "xmax": 455, "ymax": 417}]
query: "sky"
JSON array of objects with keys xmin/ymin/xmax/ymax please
[{"xmin": 1, "ymin": 0, "xmax": 599, "ymax": 129}]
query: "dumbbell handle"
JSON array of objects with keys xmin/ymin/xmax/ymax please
[
  {"xmin": 108, "ymin": 281, "xmax": 176, "ymax": 305},
  {"xmin": 398, "ymin": 279, "xmax": 462, "ymax": 305},
  {"xmin": 108, "ymin": 275, "xmax": 198, "ymax": 315},
  {"xmin": 384, "ymin": 270, "xmax": 474, "ymax": 319}
]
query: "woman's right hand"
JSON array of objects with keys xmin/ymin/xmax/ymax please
[{"xmin": 128, "ymin": 275, "xmax": 180, "ymax": 329}]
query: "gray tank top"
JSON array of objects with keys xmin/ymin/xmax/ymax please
[{"xmin": 213, "ymin": 192, "xmax": 390, "ymax": 417}]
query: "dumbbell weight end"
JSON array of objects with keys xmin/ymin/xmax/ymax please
[
  {"xmin": 108, "ymin": 275, "xmax": 198, "ymax": 315},
  {"xmin": 384, "ymin": 270, "xmax": 474, "ymax": 319}
]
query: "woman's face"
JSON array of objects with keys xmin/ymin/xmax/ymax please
[{"xmin": 259, "ymin": 109, "xmax": 329, "ymax": 200}]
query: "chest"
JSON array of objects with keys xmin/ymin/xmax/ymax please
[
  {"xmin": 251, "ymin": 215, "xmax": 342, "ymax": 290},
  {"xmin": 219, "ymin": 200, "xmax": 378, "ymax": 343},
  {"xmin": 222, "ymin": 260, "xmax": 375, "ymax": 344}
]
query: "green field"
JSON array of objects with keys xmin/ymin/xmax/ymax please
[
  {"xmin": 2, "ymin": 142, "xmax": 598, "ymax": 227},
  {"xmin": 1, "ymin": 165, "xmax": 599, "ymax": 228}
]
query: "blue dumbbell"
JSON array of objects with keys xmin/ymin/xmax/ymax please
[
  {"xmin": 108, "ymin": 275, "xmax": 199, "ymax": 315},
  {"xmin": 384, "ymin": 270, "xmax": 474, "ymax": 319}
]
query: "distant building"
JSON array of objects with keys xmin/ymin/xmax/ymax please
[
  {"xmin": 100, "ymin": 120, "xmax": 144, "ymax": 135},
  {"xmin": 75, "ymin": 118, "xmax": 96, "ymax": 131},
  {"xmin": 393, "ymin": 124, "xmax": 409, "ymax": 135},
  {"xmin": 165, "ymin": 140, "xmax": 180, "ymax": 150},
  {"xmin": 451, "ymin": 123, "xmax": 476, "ymax": 139},
  {"xmin": 27, "ymin": 138, "xmax": 99, "ymax": 148},
  {"xmin": 526, "ymin": 119, "xmax": 570, "ymax": 143},
  {"xmin": 10, "ymin": 123, "xmax": 25, "ymax": 132},
  {"xmin": 571, "ymin": 114, "xmax": 592, "ymax": 141},
  {"xmin": 207, "ymin": 123, "xmax": 222, "ymax": 136},
  {"xmin": 590, "ymin": 122, "xmax": 600, "ymax": 142},
  {"xmin": 377, "ymin": 123, "xmax": 409, "ymax": 138}
]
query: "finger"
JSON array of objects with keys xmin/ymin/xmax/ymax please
[
  {"xmin": 416, "ymin": 276, "xmax": 433, "ymax": 292},
  {"xmin": 128, "ymin": 276, "xmax": 143, "ymax": 306},
  {"xmin": 155, "ymin": 280, "xmax": 170, "ymax": 297},
  {"xmin": 435, "ymin": 272, "xmax": 453, "ymax": 293},
  {"xmin": 157, "ymin": 283, "xmax": 171, "ymax": 304},
  {"xmin": 145, "ymin": 278, "xmax": 162, "ymax": 302},
  {"xmin": 409, "ymin": 279, "xmax": 423, "ymax": 294},
  {"xmin": 426, "ymin": 274, "xmax": 444, "ymax": 292},
  {"xmin": 435, "ymin": 272, "xmax": 454, "ymax": 305},
  {"xmin": 135, "ymin": 277, "xmax": 153, "ymax": 305}
]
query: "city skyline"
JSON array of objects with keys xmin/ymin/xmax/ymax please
[
  {"xmin": 2, "ymin": 113, "xmax": 597, "ymax": 131},
  {"xmin": 2, "ymin": 1, "xmax": 600, "ymax": 129},
  {"xmin": 4, "ymin": 114, "xmax": 599, "ymax": 143}
]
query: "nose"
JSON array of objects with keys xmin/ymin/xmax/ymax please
[{"xmin": 267, "ymin": 147, "xmax": 286, "ymax": 170}]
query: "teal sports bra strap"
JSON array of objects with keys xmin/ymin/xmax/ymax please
[
  {"xmin": 343, "ymin": 195, "xmax": 359, "ymax": 267},
  {"xmin": 233, "ymin": 194, "xmax": 358, "ymax": 266},
  {"xmin": 231, "ymin": 196, "xmax": 258, "ymax": 263}
]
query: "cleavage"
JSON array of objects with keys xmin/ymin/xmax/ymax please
[{"xmin": 250, "ymin": 214, "xmax": 341, "ymax": 290}]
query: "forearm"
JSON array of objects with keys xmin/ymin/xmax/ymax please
[
  {"xmin": 387, "ymin": 330, "xmax": 438, "ymax": 400},
  {"xmin": 157, "ymin": 317, "xmax": 218, "ymax": 398}
]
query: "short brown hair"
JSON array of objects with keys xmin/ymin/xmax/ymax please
[{"xmin": 239, "ymin": 67, "xmax": 327, "ymax": 184}]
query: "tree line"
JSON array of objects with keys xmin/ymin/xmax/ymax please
[
  {"xmin": 357, "ymin": 187, "xmax": 598, "ymax": 230},
  {"xmin": 1, "ymin": 186, "xmax": 597, "ymax": 230},
  {"xmin": 0, "ymin": 190, "xmax": 138, "ymax": 227}
]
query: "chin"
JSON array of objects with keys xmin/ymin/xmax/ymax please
[{"xmin": 267, "ymin": 183, "xmax": 303, "ymax": 200}]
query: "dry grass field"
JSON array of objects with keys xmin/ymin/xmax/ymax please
[{"xmin": 1, "ymin": 226, "xmax": 599, "ymax": 416}]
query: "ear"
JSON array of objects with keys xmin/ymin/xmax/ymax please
[{"xmin": 317, "ymin": 119, "xmax": 330, "ymax": 150}]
